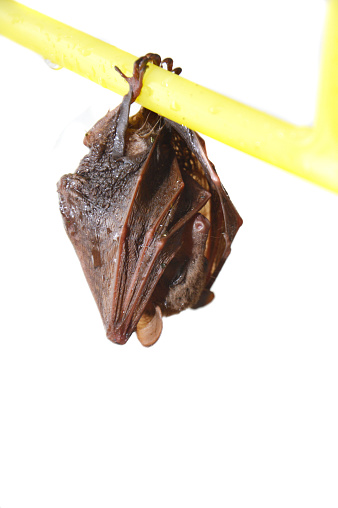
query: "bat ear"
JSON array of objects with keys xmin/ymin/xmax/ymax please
[
  {"xmin": 136, "ymin": 305, "xmax": 163, "ymax": 347},
  {"xmin": 192, "ymin": 290, "xmax": 215, "ymax": 309}
]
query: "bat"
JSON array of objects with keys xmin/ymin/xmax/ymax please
[{"xmin": 57, "ymin": 53, "xmax": 242, "ymax": 347}]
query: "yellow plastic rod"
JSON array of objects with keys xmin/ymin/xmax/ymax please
[{"xmin": 0, "ymin": 0, "xmax": 338, "ymax": 193}]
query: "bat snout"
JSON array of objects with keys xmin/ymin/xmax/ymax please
[{"xmin": 192, "ymin": 213, "xmax": 210, "ymax": 235}]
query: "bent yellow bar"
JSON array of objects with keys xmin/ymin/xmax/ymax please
[{"xmin": 0, "ymin": 0, "xmax": 338, "ymax": 193}]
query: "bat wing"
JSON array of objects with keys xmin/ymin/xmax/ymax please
[
  {"xmin": 165, "ymin": 120, "xmax": 243, "ymax": 304},
  {"xmin": 58, "ymin": 124, "xmax": 210, "ymax": 344}
]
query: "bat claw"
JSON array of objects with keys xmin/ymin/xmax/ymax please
[{"xmin": 161, "ymin": 57, "xmax": 182, "ymax": 75}]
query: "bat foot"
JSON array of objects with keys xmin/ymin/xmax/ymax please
[
  {"xmin": 115, "ymin": 53, "xmax": 161, "ymax": 102},
  {"xmin": 115, "ymin": 53, "xmax": 182, "ymax": 103}
]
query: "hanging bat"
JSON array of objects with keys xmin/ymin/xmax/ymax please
[{"xmin": 57, "ymin": 53, "xmax": 242, "ymax": 347}]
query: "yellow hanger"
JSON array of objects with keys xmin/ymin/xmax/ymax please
[{"xmin": 1, "ymin": 0, "xmax": 337, "ymax": 193}]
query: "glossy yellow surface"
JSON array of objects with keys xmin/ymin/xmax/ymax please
[{"xmin": 1, "ymin": 0, "xmax": 337, "ymax": 193}]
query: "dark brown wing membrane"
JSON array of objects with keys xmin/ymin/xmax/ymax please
[{"xmin": 165, "ymin": 120, "xmax": 243, "ymax": 298}]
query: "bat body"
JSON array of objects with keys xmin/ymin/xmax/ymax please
[{"xmin": 57, "ymin": 54, "xmax": 242, "ymax": 346}]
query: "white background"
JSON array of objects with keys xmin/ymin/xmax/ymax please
[{"xmin": 1, "ymin": 1, "xmax": 337, "ymax": 507}]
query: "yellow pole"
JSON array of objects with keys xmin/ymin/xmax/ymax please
[{"xmin": 0, "ymin": 0, "xmax": 338, "ymax": 193}]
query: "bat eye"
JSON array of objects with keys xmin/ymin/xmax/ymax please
[{"xmin": 168, "ymin": 259, "xmax": 188, "ymax": 287}]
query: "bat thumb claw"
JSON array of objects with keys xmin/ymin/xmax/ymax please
[{"xmin": 136, "ymin": 305, "xmax": 163, "ymax": 347}]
